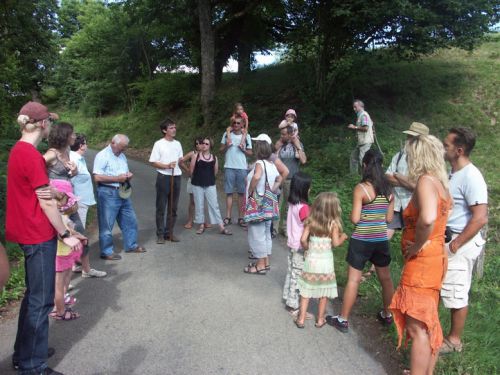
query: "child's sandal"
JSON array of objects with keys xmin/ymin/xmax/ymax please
[{"xmin": 52, "ymin": 308, "xmax": 80, "ymax": 321}]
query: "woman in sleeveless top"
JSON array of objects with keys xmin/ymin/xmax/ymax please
[
  {"xmin": 389, "ymin": 135, "xmax": 452, "ymax": 375},
  {"xmin": 327, "ymin": 149, "xmax": 395, "ymax": 332},
  {"xmin": 190, "ymin": 137, "xmax": 232, "ymax": 236}
]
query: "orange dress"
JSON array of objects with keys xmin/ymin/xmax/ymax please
[{"xmin": 389, "ymin": 181, "xmax": 451, "ymax": 354}]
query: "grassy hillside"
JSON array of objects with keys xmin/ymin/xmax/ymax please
[{"xmin": 2, "ymin": 34, "xmax": 499, "ymax": 374}]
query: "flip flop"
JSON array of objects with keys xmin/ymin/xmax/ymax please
[
  {"xmin": 126, "ymin": 246, "xmax": 146, "ymax": 253},
  {"xmin": 315, "ymin": 320, "xmax": 327, "ymax": 328}
]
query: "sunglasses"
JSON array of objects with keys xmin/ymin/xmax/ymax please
[
  {"xmin": 233, "ymin": 122, "xmax": 241, "ymax": 125},
  {"xmin": 202, "ymin": 142, "xmax": 210, "ymax": 145}
]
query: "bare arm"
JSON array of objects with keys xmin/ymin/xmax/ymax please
[
  {"xmin": 274, "ymin": 158, "xmax": 289, "ymax": 185},
  {"xmin": 450, "ymin": 204, "xmax": 488, "ymax": 253},
  {"xmin": 394, "ymin": 173, "xmax": 416, "ymax": 191},
  {"xmin": 292, "ymin": 138, "xmax": 307, "ymax": 164},
  {"xmin": 0, "ymin": 242, "xmax": 10, "ymax": 290},
  {"xmin": 189, "ymin": 153, "xmax": 197, "ymax": 176},
  {"xmin": 300, "ymin": 226, "xmax": 310, "ymax": 251},
  {"xmin": 93, "ymin": 173, "xmax": 128, "ymax": 184},
  {"xmin": 350, "ymin": 184, "xmax": 364, "ymax": 224},
  {"xmin": 386, "ymin": 197, "xmax": 395, "ymax": 223},
  {"xmin": 248, "ymin": 163, "xmax": 263, "ymax": 195},
  {"xmin": 214, "ymin": 156, "xmax": 219, "ymax": 176},
  {"xmin": 331, "ymin": 223, "xmax": 348, "ymax": 248},
  {"xmin": 403, "ymin": 177, "xmax": 437, "ymax": 259}
]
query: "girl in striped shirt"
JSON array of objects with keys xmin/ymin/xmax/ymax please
[{"xmin": 327, "ymin": 149, "xmax": 395, "ymax": 332}]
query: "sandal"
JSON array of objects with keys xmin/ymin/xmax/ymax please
[
  {"xmin": 184, "ymin": 223, "xmax": 193, "ymax": 229},
  {"xmin": 204, "ymin": 223, "xmax": 212, "ymax": 228},
  {"xmin": 126, "ymin": 246, "xmax": 146, "ymax": 253},
  {"xmin": 238, "ymin": 218, "xmax": 248, "ymax": 228},
  {"xmin": 220, "ymin": 228, "xmax": 232, "ymax": 235},
  {"xmin": 196, "ymin": 225, "xmax": 205, "ymax": 235},
  {"xmin": 315, "ymin": 319, "xmax": 327, "ymax": 328},
  {"xmin": 51, "ymin": 308, "xmax": 80, "ymax": 321},
  {"xmin": 439, "ymin": 337, "xmax": 463, "ymax": 354},
  {"xmin": 223, "ymin": 218, "xmax": 232, "ymax": 226},
  {"xmin": 243, "ymin": 264, "xmax": 267, "ymax": 275},
  {"xmin": 64, "ymin": 294, "xmax": 77, "ymax": 306},
  {"xmin": 294, "ymin": 318, "xmax": 305, "ymax": 329}
]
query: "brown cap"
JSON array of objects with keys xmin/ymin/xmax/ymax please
[
  {"xmin": 402, "ymin": 122, "xmax": 429, "ymax": 137},
  {"xmin": 19, "ymin": 101, "xmax": 59, "ymax": 122}
]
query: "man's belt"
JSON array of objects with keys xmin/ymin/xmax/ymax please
[{"xmin": 97, "ymin": 183, "xmax": 119, "ymax": 189}]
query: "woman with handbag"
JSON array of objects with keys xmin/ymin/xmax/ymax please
[{"xmin": 244, "ymin": 134, "xmax": 283, "ymax": 275}]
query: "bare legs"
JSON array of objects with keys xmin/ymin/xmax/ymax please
[
  {"xmin": 185, "ymin": 193, "xmax": 195, "ymax": 228},
  {"xmin": 340, "ymin": 265, "xmax": 393, "ymax": 320},
  {"xmin": 406, "ymin": 316, "xmax": 438, "ymax": 375},
  {"xmin": 446, "ymin": 307, "xmax": 468, "ymax": 346},
  {"xmin": 54, "ymin": 270, "xmax": 73, "ymax": 315},
  {"xmin": 296, "ymin": 297, "xmax": 328, "ymax": 326},
  {"xmin": 225, "ymin": 193, "xmax": 245, "ymax": 220}
]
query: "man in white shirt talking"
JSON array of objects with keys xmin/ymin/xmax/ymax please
[
  {"xmin": 149, "ymin": 118, "xmax": 184, "ymax": 243},
  {"xmin": 440, "ymin": 127, "xmax": 488, "ymax": 354}
]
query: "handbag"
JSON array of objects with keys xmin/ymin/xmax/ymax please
[{"xmin": 243, "ymin": 161, "xmax": 279, "ymax": 223}]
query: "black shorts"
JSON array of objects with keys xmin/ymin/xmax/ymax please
[{"xmin": 346, "ymin": 238, "xmax": 391, "ymax": 271}]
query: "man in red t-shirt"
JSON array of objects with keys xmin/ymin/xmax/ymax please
[{"xmin": 6, "ymin": 101, "xmax": 84, "ymax": 375}]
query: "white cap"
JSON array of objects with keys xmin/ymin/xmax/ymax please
[{"xmin": 251, "ymin": 133, "xmax": 272, "ymax": 145}]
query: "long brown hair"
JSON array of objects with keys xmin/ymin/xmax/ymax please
[{"xmin": 305, "ymin": 192, "xmax": 343, "ymax": 237}]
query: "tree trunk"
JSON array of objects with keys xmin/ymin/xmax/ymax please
[
  {"xmin": 237, "ymin": 40, "xmax": 252, "ymax": 80},
  {"xmin": 197, "ymin": 0, "xmax": 215, "ymax": 126}
]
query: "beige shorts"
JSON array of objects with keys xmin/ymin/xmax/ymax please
[
  {"xmin": 441, "ymin": 232, "xmax": 485, "ymax": 309},
  {"xmin": 186, "ymin": 178, "xmax": 193, "ymax": 195}
]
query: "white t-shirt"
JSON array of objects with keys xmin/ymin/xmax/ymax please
[
  {"xmin": 246, "ymin": 160, "xmax": 279, "ymax": 196},
  {"xmin": 149, "ymin": 138, "xmax": 184, "ymax": 176},
  {"xmin": 447, "ymin": 163, "xmax": 488, "ymax": 232}
]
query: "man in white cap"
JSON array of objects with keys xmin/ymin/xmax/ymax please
[{"xmin": 348, "ymin": 99, "xmax": 374, "ymax": 174}]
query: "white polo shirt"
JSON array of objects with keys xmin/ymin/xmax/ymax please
[{"xmin": 149, "ymin": 138, "xmax": 184, "ymax": 176}]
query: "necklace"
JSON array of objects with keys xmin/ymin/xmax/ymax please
[{"xmin": 201, "ymin": 152, "xmax": 211, "ymax": 161}]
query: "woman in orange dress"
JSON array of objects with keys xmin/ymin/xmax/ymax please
[{"xmin": 389, "ymin": 135, "xmax": 452, "ymax": 375}]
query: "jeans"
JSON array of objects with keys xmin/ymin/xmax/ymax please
[
  {"xmin": 97, "ymin": 186, "xmax": 138, "ymax": 256},
  {"xmin": 13, "ymin": 238, "xmax": 57, "ymax": 374},
  {"xmin": 155, "ymin": 173, "xmax": 181, "ymax": 238}
]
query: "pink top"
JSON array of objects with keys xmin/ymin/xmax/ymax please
[{"xmin": 287, "ymin": 203, "xmax": 310, "ymax": 250}]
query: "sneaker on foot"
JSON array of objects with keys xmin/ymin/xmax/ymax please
[
  {"xmin": 377, "ymin": 310, "xmax": 393, "ymax": 326},
  {"xmin": 82, "ymin": 268, "xmax": 107, "ymax": 278},
  {"xmin": 326, "ymin": 315, "xmax": 349, "ymax": 333},
  {"xmin": 72, "ymin": 265, "xmax": 82, "ymax": 273}
]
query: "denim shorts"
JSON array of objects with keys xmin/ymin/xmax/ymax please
[
  {"xmin": 387, "ymin": 211, "xmax": 404, "ymax": 230},
  {"xmin": 224, "ymin": 168, "xmax": 247, "ymax": 194}
]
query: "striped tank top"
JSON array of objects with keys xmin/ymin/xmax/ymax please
[{"xmin": 352, "ymin": 184, "xmax": 390, "ymax": 242}]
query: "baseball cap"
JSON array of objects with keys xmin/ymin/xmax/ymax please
[
  {"xmin": 19, "ymin": 101, "xmax": 59, "ymax": 122},
  {"xmin": 251, "ymin": 134, "xmax": 272, "ymax": 145},
  {"xmin": 402, "ymin": 122, "xmax": 429, "ymax": 136},
  {"xmin": 285, "ymin": 109, "xmax": 297, "ymax": 118}
]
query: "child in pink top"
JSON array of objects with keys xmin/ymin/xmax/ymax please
[
  {"xmin": 227, "ymin": 102, "xmax": 249, "ymax": 149},
  {"xmin": 282, "ymin": 172, "xmax": 312, "ymax": 317}
]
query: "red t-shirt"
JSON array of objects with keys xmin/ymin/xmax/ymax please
[{"xmin": 5, "ymin": 141, "xmax": 56, "ymax": 244}]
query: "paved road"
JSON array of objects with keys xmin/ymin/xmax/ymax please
[{"xmin": 0, "ymin": 151, "xmax": 388, "ymax": 375}]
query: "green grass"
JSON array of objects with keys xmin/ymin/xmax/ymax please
[{"xmin": 1, "ymin": 33, "xmax": 499, "ymax": 374}]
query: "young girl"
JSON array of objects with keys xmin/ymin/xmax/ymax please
[
  {"xmin": 227, "ymin": 102, "xmax": 249, "ymax": 149},
  {"xmin": 282, "ymin": 172, "xmax": 313, "ymax": 318},
  {"xmin": 49, "ymin": 180, "xmax": 84, "ymax": 321},
  {"xmin": 327, "ymin": 149, "xmax": 395, "ymax": 333},
  {"xmin": 295, "ymin": 192, "xmax": 348, "ymax": 328},
  {"xmin": 276, "ymin": 108, "xmax": 299, "ymax": 151}
]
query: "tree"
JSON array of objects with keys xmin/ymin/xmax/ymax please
[
  {"xmin": 286, "ymin": 0, "xmax": 500, "ymax": 104},
  {"xmin": 197, "ymin": 0, "xmax": 216, "ymax": 126}
]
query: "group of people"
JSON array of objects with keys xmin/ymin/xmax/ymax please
[{"xmin": 2, "ymin": 98, "xmax": 488, "ymax": 375}]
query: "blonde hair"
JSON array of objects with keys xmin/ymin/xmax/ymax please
[
  {"xmin": 17, "ymin": 114, "xmax": 41, "ymax": 132},
  {"xmin": 305, "ymin": 192, "xmax": 343, "ymax": 237},
  {"xmin": 406, "ymin": 134, "xmax": 448, "ymax": 189}
]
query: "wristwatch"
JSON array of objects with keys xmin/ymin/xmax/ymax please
[{"xmin": 58, "ymin": 229, "xmax": 71, "ymax": 241}]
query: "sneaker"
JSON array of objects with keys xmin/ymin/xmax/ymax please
[
  {"xmin": 377, "ymin": 310, "xmax": 393, "ymax": 326},
  {"xmin": 72, "ymin": 265, "xmax": 82, "ymax": 273},
  {"xmin": 82, "ymin": 268, "xmax": 107, "ymax": 278},
  {"xmin": 42, "ymin": 368, "xmax": 64, "ymax": 375},
  {"xmin": 67, "ymin": 283, "xmax": 74, "ymax": 291},
  {"xmin": 326, "ymin": 315, "xmax": 349, "ymax": 333}
]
